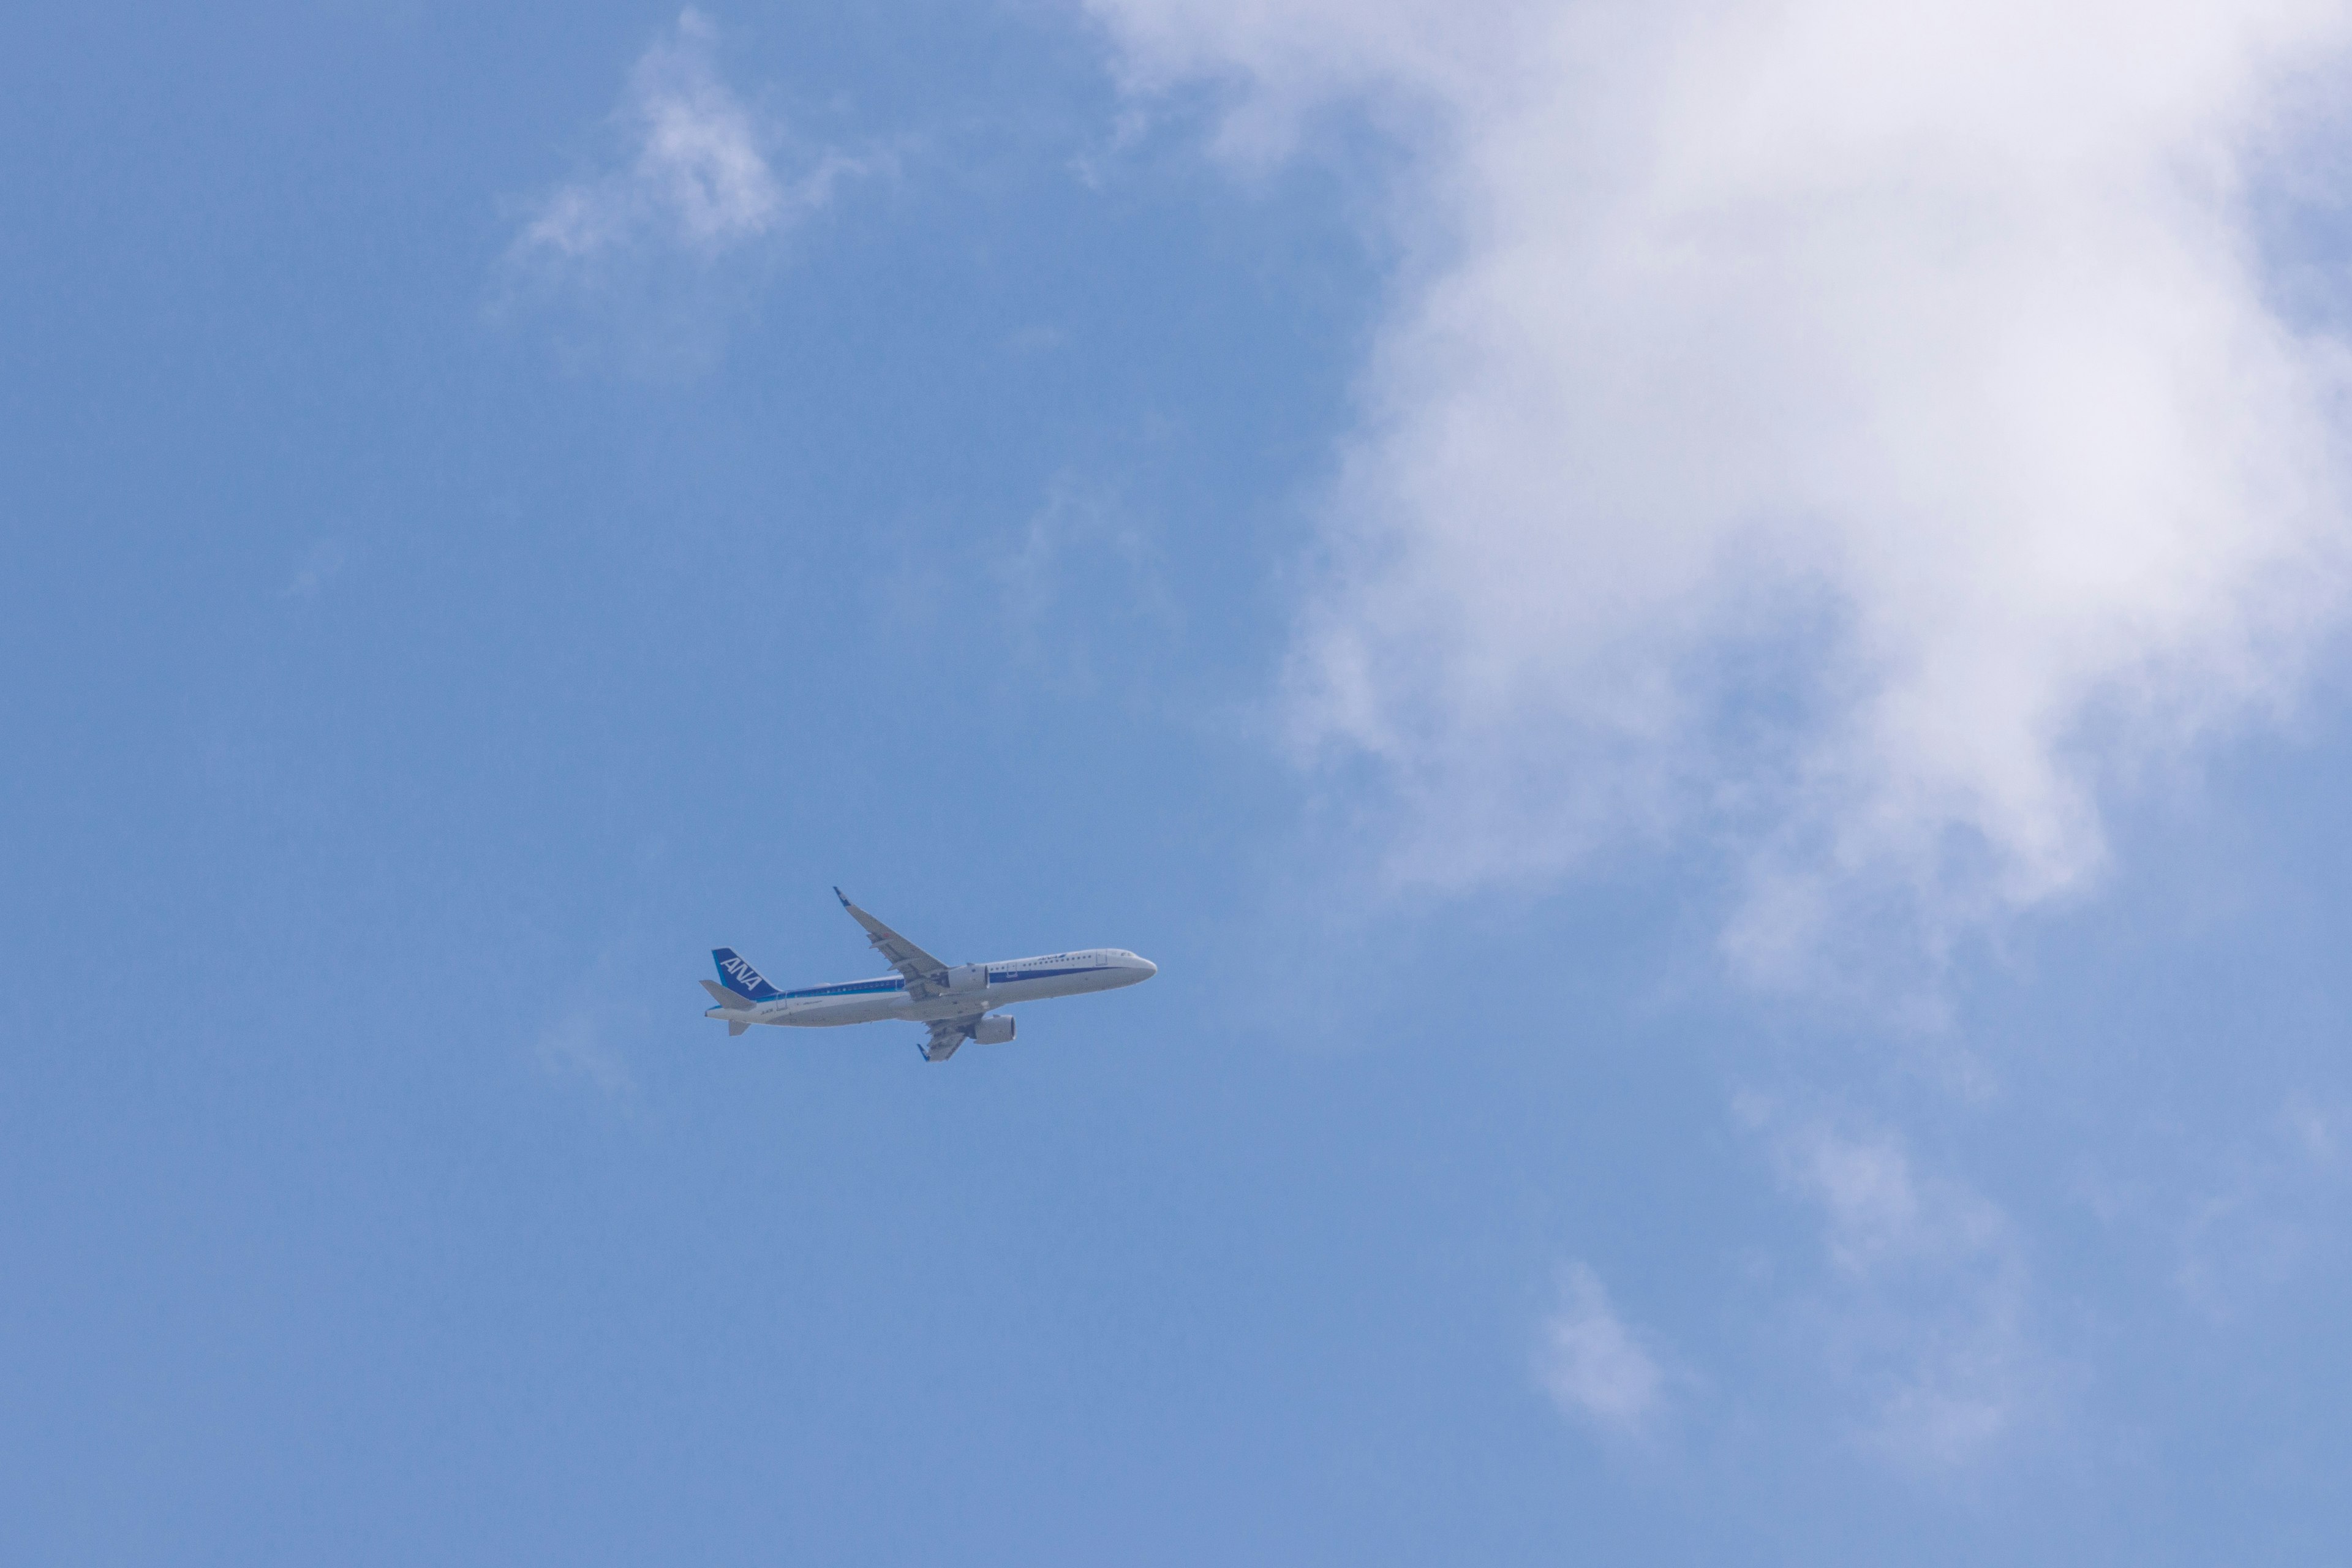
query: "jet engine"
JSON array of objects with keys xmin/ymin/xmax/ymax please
[{"xmin": 971, "ymin": 1014, "xmax": 1016, "ymax": 1044}]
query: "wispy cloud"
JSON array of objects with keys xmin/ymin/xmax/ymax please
[
  {"xmin": 535, "ymin": 1005, "xmax": 636, "ymax": 1099},
  {"xmin": 1087, "ymin": 0, "xmax": 2352, "ymax": 974},
  {"xmin": 987, "ymin": 472, "xmax": 1182, "ymax": 687},
  {"xmin": 1534, "ymin": 1261, "xmax": 1668, "ymax": 1437},
  {"xmin": 502, "ymin": 9, "xmax": 872, "ymax": 366},
  {"xmin": 282, "ymin": 540, "xmax": 346, "ymax": 600},
  {"xmin": 2171, "ymin": 1091, "xmax": 2352, "ymax": 1314},
  {"xmin": 1744, "ymin": 1097, "xmax": 2043, "ymax": 1467}
]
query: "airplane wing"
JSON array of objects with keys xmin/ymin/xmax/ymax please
[
  {"xmin": 835, "ymin": 888, "xmax": 949, "ymax": 998},
  {"xmin": 922, "ymin": 1017, "xmax": 977, "ymax": 1062}
]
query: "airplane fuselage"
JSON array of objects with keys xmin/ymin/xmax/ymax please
[{"xmin": 706, "ymin": 948, "xmax": 1156, "ymax": 1030}]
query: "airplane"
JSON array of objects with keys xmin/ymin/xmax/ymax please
[{"xmin": 701, "ymin": 888, "xmax": 1157, "ymax": 1061}]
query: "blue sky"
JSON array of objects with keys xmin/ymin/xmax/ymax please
[{"xmin": 6, "ymin": 2, "xmax": 2352, "ymax": 1562}]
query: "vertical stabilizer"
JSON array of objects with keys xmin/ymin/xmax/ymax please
[{"xmin": 711, "ymin": 948, "xmax": 784, "ymax": 1003}]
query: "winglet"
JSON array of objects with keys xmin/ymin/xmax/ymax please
[{"xmin": 829, "ymin": 890, "xmax": 949, "ymax": 990}]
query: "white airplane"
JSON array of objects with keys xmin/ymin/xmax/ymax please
[{"xmin": 701, "ymin": 888, "xmax": 1158, "ymax": 1061}]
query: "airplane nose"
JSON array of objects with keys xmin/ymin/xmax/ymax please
[{"xmin": 1134, "ymin": 954, "xmax": 1158, "ymax": 978}]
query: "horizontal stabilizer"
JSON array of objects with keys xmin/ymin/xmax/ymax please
[
  {"xmin": 728, "ymin": 1020, "xmax": 749, "ymax": 1038},
  {"xmin": 701, "ymin": 979, "xmax": 751, "ymax": 1007}
]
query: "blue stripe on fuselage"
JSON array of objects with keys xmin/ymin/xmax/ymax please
[
  {"xmin": 987, "ymin": 965, "xmax": 1114, "ymax": 984},
  {"xmin": 779, "ymin": 963, "xmax": 1115, "ymax": 1000},
  {"xmin": 782, "ymin": 978, "xmax": 907, "ymax": 999}
]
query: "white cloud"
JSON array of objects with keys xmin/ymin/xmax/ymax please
[
  {"xmin": 990, "ymin": 472, "xmax": 1181, "ymax": 677},
  {"xmin": 283, "ymin": 540, "xmax": 346, "ymax": 600},
  {"xmin": 2170, "ymin": 1091, "xmax": 2352, "ymax": 1313},
  {"xmin": 1744, "ymin": 1100, "xmax": 2041, "ymax": 1466},
  {"xmin": 508, "ymin": 10, "xmax": 863, "ymax": 296},
  {"xmin": 1087, "ymin": 0, "xmax": 2352, "ymax": 968},
  {"xmin": 1534, "ymin": 1261, "xmax": 1666, "ymax": 1434},
  {"xmin": 536, "ymin": 1006, "xmax": 636, "ymax": 1098}
]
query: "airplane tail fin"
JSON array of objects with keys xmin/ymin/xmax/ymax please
[{"xmin": 711, "ymin": 948, "xmax": 784, "ymax": 1003}]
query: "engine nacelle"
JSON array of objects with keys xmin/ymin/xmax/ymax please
[
  {"xmin": 970, "ymin": 1014, "xmax": 1016, "ymax": 1045},
  {"xmin": 944, "ymin": 963, "xmax": 987, "ymax": 995}
]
